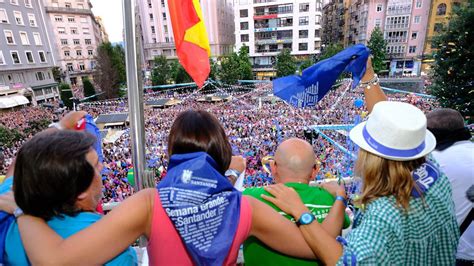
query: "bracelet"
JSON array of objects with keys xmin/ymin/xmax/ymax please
[
  {"xmin": 335, "ymin": 195, "xmax": 348, "ymax": 207},
  {"xmin": 360, "ymin": 74, "xmax": 379, "ymax": 90},
  {"xmin": 48, "ymin": 122, "xmax": 63, "ymax": 130},
  {"xmin": 225, "ymin": 169, "xmax": 241, "ymax": 178},
  {"xmin": 13, "ymin": 207, "xmax": 24, "ymax": 219}
]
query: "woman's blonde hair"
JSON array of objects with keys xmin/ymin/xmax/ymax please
[{"xmin": 355, "ymin": 149, "xmax": 425, "ymax": 211}]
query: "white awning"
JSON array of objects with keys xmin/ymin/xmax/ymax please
[{"xmin": 0, "ymin": 95, "xmax": 29, "ymax": 109}]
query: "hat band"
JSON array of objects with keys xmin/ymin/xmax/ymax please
[{"xmin": 362, "ymin": 125, "xmax": 426, "ymax": 158}]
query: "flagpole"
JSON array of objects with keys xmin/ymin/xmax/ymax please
[{"xmin": 122, "ymin": 0, "xmax": 147, "ymax": 191}]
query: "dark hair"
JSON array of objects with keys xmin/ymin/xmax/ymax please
[
  {"xmin": 14, "ymin": 130, "xmax": 96, "ymax": 220},
  {"xmin": 168, "ymin": 109, "xmax": 232, "ymax": 174}
]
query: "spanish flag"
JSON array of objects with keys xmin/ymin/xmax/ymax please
[{"xmin": 168, "ymin": 0, "xmax": 210, "ymax": 88}]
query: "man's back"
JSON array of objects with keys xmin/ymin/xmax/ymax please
[{"xmin": 243, "ymin": 183, "xmax": 350, "ymax": 266}]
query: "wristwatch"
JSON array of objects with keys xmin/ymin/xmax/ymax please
[
  {"xmin": 225, "ymin": 169, "xmax": 241, "ymax": 178},
  {"xmin": 296, "ymin": 212, "xmax": 316, "ymax": 227}
]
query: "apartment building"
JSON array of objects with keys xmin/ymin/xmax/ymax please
[
  {"xmin": 137, "ymin": 0, "xmax": 235, "ymax": 67},
  {"xmin": 322, "ymin": 0, "xmax": 347, "ymax": 46},
  {"xmin": 44, "ymin": 0, "xmax": 103, "ymax": 89},
  {"xmin": 235, "ymin": 0, "xmax": 324, "ymax": 79},
  {"xmin": 422, "ymin": 0, "xmax": 466, "ymax": 72},
  {"xmin": 0, "ymin": 0, "xmax": 59, "ymax": 108}
]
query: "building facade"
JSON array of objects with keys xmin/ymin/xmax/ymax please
[
  {"xmin": 44, "ymin": 0, "xmax": 103, "ymax": 90},
  {"xmin": 0, "ymin": 0, "xmax": 59, "ymax": 106},
  {"xmin": 137, "ymin": 0, "xmax": 235, "ymax": 67},
  {"xmin": 322, "ymin": 0, "xmax": 346, "ymax": 46},
  {"xmin": 235, "ymin": 0, "xmax": 324, "ymax": 79}
]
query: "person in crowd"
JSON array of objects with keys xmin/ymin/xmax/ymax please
[
  {"xmin": 426, "ymin": 108, "xmax": 473, "ymax": 265},
  {"xmin": 262, "ymin": 77, "xmax": 459, "ymax": 264},
  {"xmin": 0, "ymin": 109, "xmax": 317, "ymax": 265},
  {"xmin": 243, "ymin": 137, "xmax": 350, "ymax": 265},
  {"xmin": 3, "ymin": 129, "xmax": 137, "ymax": 265}
]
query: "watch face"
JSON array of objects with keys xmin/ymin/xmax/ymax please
[{"xmin": 300, "ymin": 213, "xmax": 314, "ymax": 225}]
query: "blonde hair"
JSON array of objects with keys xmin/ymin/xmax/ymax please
[{"xmin": 355, "ymin": 149, "xmax": 425, "ymax": 211}]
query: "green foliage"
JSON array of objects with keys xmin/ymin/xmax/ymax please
[
  {"xmin": 0, "ymin": 126, "xmax": 22, "ymax": 148},
  {"xmin": 367, "ymin": 27, "xmax": 388, "ymax": 74},
  {"xmin": 276, "ymin": 49, "xmax": 297, "ymax": 77},
  {"xmin": 209, "ymin": 58, "xmax": 219, "ymax": 80},
  {"xmin": 430, "ymin": 4, "xmax": 474, "ymax": 116},
  {"xmin": 170, "ymin": 60, "xmax": 192, "ymax": 84},
  {"xmin": 319, "ymin": 43, "xmax": 344, "ymax": 61},
  {"xmin": 299, "ymin": 57, "xmax": 314, "ymax": 73},
  {"xmin": 59, "ymin": 83, "xmax": 73, "ymax": 109},
  {"xmin": 23, "ymin": 119, "xmax": 51, "ymax": 136},
  {"xmin": 94, "ymin": 42, "xmax": 125, "ymax": 99},
  {"xmin": 52, "ymin": 66, "xmax": 62, "ymax": 83},
  {"xmin": 238, "ymin": 45, "xmax": 253, "ymax": 80},
  {"xmin": 220, "ymin": 45, "xmax": 253, "ymax": 84},
  {"xmin": 82, "ymin": 78, "xmax": 97, "ymax": 101},
  {"xmin": 151, "ymin": 55, "xmax": 172, "ymax": 86}
]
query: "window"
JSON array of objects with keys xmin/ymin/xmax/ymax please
[
  {"xmin": 375, "ymin": 19, "xmax": 381, "ymax": 28},
  {"xmin": 71, "ymin": 27, "xmax": 78, "ymax": 34},
  {"xmin": 411, "ymin": 32, "xmax": 418, "ymax": 40},
  {"xmin": 152, "ymin": 37, "xmax": 156, "ymax": 43},
  {"xmin": 10, "ymin": 0, "xmax": 18, "ymax": 5},
  {"xmin": 240, "ymin": 22, "xmax": 248, "ymax": 30},
  {"xmin": 409, "ymin": 46, "xmax": 416, "ymax": 53},
  {"xmin": 19, "ymin": 31, "xmax": 29, "ymax": 45},
  {"xmin": 147, "ymin": 0, "xmax": 151, "ymax": 8},
  {"xmin": 76, "ymin": 50, "xmax": 82, "ymax": 56},
  {"xmin": 376, "ymin": 4, "xmax": 383, "ymax": 12},
  {"xmin": 240, "ymin": 34, "xmax": 249, "ymax": 42},
  {"xmin": 77, "ymin": 3, "xmax": 83, "ymax": 8},
  {"xmin": 35, "ymin": 72, "xmax": 45, "ymax": 81},
  {"xmin": 85, "ymin": 38, "xmax": 91, "ymax": 44},
  {"xmin": 415, "ymin": 0, "xmax": 422, "ymax": 8},
  {"xmin": 299, "ymin": 30, "xmax": 308, "ymax": 38},
  {"xmin": 65, "ymin": 2, "xmax": 71, "ymax": 8},
  {"xmin": 80, "ymin": 16, "xmax": 87, "ymax": 23},
  {"xmin": 315, "ymin": 1, "xmax": 322, "ymax": 11},
  {"xmin": 164, "ymin": 25, "xmax": 168, "ymax": 34},
  {"xmin": 60, "ymin": 39, "xmax": 68, "ymax": 45},
  {"xmin": 33, "ymin": 33, "xmax": 42, "ymax": 45},
  {"xmin": 162, "ymin": 12, "xmax": 166, "ymax": 20},
  {"xmin": 0, "ymin": 9, "xmax": 9, "ymax": 23},
  {"xmin": 4, "ymin": 30, "xmax": 15, "ymax": 44},
  {"xmin": 0, "ymin": 51, "xmax": 5, "ymax": 65},
  {"xmin": 436, "ymin": 3, "xmax": 447, "ymax": 16},
  {"xmin": 73, "ymin": 39, "xmax": 80, "ymax": 44},
  {"xmin": 11, "ymin": 51, "xmax": 20, "ymax": 64},
  {"xmin": 37, "ymin": 52, "xmax": 46, "ymax": 63},
  {"xmin": 149, "ymin": 13, "xmax": 153, "ymax": 20},
  {"xmin": 25, "ymin": 51, "xmax": 34, "ymax": 63},
  {"xmin": 54, "ymin": 15, "xmax": 63, "ymax": 22},
  {"xmin": 67, "ymin": 16, "xmax": 75, "ymax": 22},
  {"xmin": 314, "ymin": 29, "xmax": 320, "ymax": 37},
  {"xmin": 299, "ymin": 16, "xmax": 309, "ymax": 26},
  {"xmin": 51, "ymin": 0, "xmax": 58, "ymax": 7},
  {"xmin": 64, "ymin": 50, "xmax": 70, "ymax": 56},
  {"xmin": 434, "ymin": 23, "xmax": 443, "ymax": 33},
  {"xmin": 79, "ymin": 63, "xmax": 85, "ymax": 70},
  {"xmin": 88, "ymin": 49, "xmax": 93, "ymax": 56},
  {"xmin": 315, "ymin": 15, "xmax": 321, "ymax": 24},
  {"xmin": 82, "ymin": 27, "xmax": 89, "ymax": 34},
  {"xmin": 27, "ymin": 14, "xmax": 36, "ymax": 26},
  {"xmin": 151, "ymin": 26, "xmax": 155, "ymax": 33},
  {"xmin": 299, "ymin": 43, "xmax": 308, "ymax": 51},
  {"xmin": 67, "ymin": 63, "xmax": 73, "ymax": 71},
  {"xmin": 239, "ymin": 9, "xmax": 248, "ymax": 18},
  {"xmin": 414, "ymin": 16, "xmax": 420, "ymax": 24},
  {"xmin": 13, "ymin": 11, "xmax": 23, "ymax": 25},
  {"xmin": 160, "ymin": 0, "xmax": 164, "ymax": 7},
  {"xmin": 24, "ymin": 0, "xmax": 32, "ymax": 7},
  {"xmin": 299, "ymin": 3, "xmax": 309, "ymax": 12},
  {"xmin": 58, "ymin": 27, "xmax": 66, "ymax": 34}
]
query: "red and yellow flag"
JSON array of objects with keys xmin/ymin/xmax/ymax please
[{"xmin": 168, "ymin": 0, "xmax": 210, "ymax": 88}]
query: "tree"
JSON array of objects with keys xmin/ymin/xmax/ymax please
[
  {"xmin": 209, "ymin": 58, "xmax": 219, "ymax": 81},
  {"xmin": 0, "ymin": 126, "xmax": 22, "ymax": 148},
  {"xmin": 94, "ymin": 42, "xmax": 125, "ymax": 99},
  {"xmin": 151, "ymin": 55, "xmax": 172, "ymax": 86},
  {"xmin": 237, "ymin": 45, "xmax": 253, "ymax": 80},
  {"xmin": 59, "ymin": 83, "xmax": 73, "ymax": 109},
  {"xmin": 430, "ymin": 4, "xmax": 474, "ymax": 116},
  {"xmin": 220, "ymin": 53, "xmax": 241, "ymax": 84},
  {"xmin": 170, "ymin": 60, "xmax": 192, "ymax": 84},
  {"xmin": 367, "ymin": 27, "xmax": 388, "ymax": 74},
  {"xmin": 299, "ymin": 57, "xmax": 314, "ymax": 73},
  {"xmin": 276, "ymin": 49, "xmax": 297, "ymax": 77},
  {"xmin": 319, "ymin": 43, "xmax": 344, "ymax": 61},
  {"xmin": 52, "ymin": 66, "xmax": 62, "ymax": 83},
  {"xmin": 82, "ymin": 78, "xmax": 97, "ymax": 101}
]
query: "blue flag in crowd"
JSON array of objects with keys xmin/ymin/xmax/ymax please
[
  {"xmin": 84, "ymin": 114, "xmax": 104, "ymax": 163},
  {"xmin": 273, "ymin": 44, "xmax": 371, "ymax": 108},
  {"xmin": 157, "ymin": 152, "xmax": 241, "ymax": 266}
]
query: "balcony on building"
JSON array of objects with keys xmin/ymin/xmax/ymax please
[
  {"xmin": 254, "ymin": 3, "xmax": 293, "ymax": 20},
  {"xmin": 45, "ymin": 6, "xmax": 93, "ymax": 16},
  {"xmin": 253, "ymin": 0, "xmax": 277, "ymax": 4},
  {"xmin": 386, "ymin": 4, "xmax": 412, "ymax": 16}
]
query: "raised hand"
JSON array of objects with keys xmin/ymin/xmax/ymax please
[{"xmin": 0, "ymin": 192, "xmax": 18, "ymax": 214}]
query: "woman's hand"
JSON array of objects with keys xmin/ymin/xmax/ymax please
[
  {"xmin": 361, "ymin": 56, "xmax": 375, "ymax": 83},
  {"xmin": 262, "ymin": 184, "xmax": 308, "ymax": 219},
  {"xmin": 229, "ymin": 155, "xmax": 246, "ymax": 173},
  {"xmin": 0, "ymin": 192, "xmax": 18, "ymax": 214},
  {"xmin": 58, "ymin": 111, "xmax": 87, "ymax": 130}
]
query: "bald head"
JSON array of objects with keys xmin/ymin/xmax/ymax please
[{"xmin": 272, "ymin": 138, "xmax": 316, "ymax": 183}]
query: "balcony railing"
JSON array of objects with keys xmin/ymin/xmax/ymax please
[
  {"xmin": 385, "ymin": 23, "xmax": 409, "ymax": 30},
  {"xmin": 253, "ymin": 0, "xmax": 276, "ymax": 3},
  {"xmin": 45, "ymin": 6, "xmax": 93, "ymax": 15}
]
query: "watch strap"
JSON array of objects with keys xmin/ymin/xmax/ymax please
[
  {"xmin": 336, "ymin": 195, "xmax": 348, "ymax": 207},
  {"xmin": 225, "ymin": 169, "xmax": 241, "ymax": 177}
]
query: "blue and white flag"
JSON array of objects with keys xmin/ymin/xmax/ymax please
[
  {"xmin": 84, "ymin": 114, "xmax": 104, "ymax": 163},
  {"xmin": 157, "ymin": 152, "xmax": 241, "ymax": 266},
  {"xmin": 273, "ymin": 44, "xmax": 370, "ymax": 108}
]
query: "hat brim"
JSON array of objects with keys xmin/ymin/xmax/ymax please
[{"xmin": 349, "ymin": 122, "xmax": 436, "ymax": 161}]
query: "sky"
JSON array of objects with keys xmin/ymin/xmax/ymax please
[{"xmin": 90, "ymin": 0, "xmax": 124, "ymax": 43}]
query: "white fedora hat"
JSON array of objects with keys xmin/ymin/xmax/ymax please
[{"xmin": 349, "ymin": 101, "xmax": 436, "ymax": 161}]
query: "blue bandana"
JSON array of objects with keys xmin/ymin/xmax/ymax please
[
  {"xmin": 411, "ymin": 160, "xmax": 440, "ymax": 198},
  {"xmin": 157, "ymin": 152, "xmax": 241, "ymax": 266}
]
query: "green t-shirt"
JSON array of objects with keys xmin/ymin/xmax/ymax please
[{"xmin": 243, "ymin": 183, "xmax": 351, "ymax": 266}]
